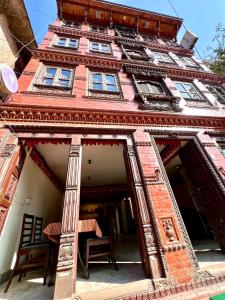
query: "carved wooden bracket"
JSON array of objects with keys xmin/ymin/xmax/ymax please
[{"xmin": 30, "ymin": 147, "xmax": 64, "ymax": 192}]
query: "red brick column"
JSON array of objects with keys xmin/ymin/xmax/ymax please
[
  {"xmin": 0, "ymin": 128, "xmax": 25, "ymax": 234},
  {"xmin": 193, "ymin": 132, "xmax": 225, "ymax": 251},
  {"xmin": 54, "ymin": 136, "xmax": 82, "ymax": 300},
  {"xmin": 133, "ymin": 129, "xmax": 196, "ymax": 284},
  {"xmin": 125, "ymin": 140, "xmax": 165, "ymax": 279}
]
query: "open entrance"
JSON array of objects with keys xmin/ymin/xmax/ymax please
[
  {"xmin": 76, "ymin": 141, "xmax": 146, "ymax": 296},
  {"xmin": 156, "ymin": 139, "xmax": 225, "ymax": 274},
  {"xmin": 0, "ymin": 141, "xmax": 70, "ymax": 299}
]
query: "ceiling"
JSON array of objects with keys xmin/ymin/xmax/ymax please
[{"xmin": 35, "ymin": 143, "xmax": 127, "ymax": 187}]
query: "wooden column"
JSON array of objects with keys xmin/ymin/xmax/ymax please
[
  {"xmin": 124, "ymin": 139, "xmax": 165, "ymax": 280},
  {"xmin": 54, "ymin": 136, "xmax": 82, "ymax": 300},
  {"xmin": 133, "ymin": 129, "xmax": 196, "ymax": 285},
  {"xmin": 0, "ymin": 129, "xmax": 26, "ymax": 233}
]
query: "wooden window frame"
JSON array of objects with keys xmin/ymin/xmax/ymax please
[
  {"xmin": 34, "ymin": 65, "xmax": 74, "ymax": 90},
  {"xmin": 137, "ymin": 80, "xmax": 167, "ymax": 96},
  {"xmin": 54, "ymin": 36, "xmax": 79, "ymax": 50},
  {"xmin": 180, "ymin": 56, "xmax": 200, "ymax": 69},
  {"xmin": 89, "ymin": 25, "xmax": 106, "ymax": 33},
  {"xmin": 206, "ymin": 85, "xmax": 225, "ymax": 104},
  {"xmin": 62, "ymin": 20, "xmax": 81, "ymax": 29},
  {"xmin": 89, "ymin": 71, "xmax": 120, "ymax": 95},
  {"xmin": 90, "ymin": 41, "xmax": 112, "ymax": 54},
  {"xmin": 153, "ymin": 52, "xmax": 175, "ymax": 64},
  {"xmin": 175, "ymin": 81, "xmax": 203, "ymax": 101}
]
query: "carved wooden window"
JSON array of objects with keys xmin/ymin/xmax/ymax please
[
  {"xmin": 39, "ymin": 66, "xmax": 73, "ymax": 88},
  {"xmin": 89, "ymin": 72, "xmax": 119, "ymax": 93},
  {"xmin": 175, "ymin": 82, "xmax": 202, "ymax": 100},
  {"xmin": 153, "ymin": 52, "xmax": 174, "ymax": 64},
  {"xmin": 55, "ymin": 37, "xmax": 79, "ymax": 49},
  {"xmin": 62, "ymin": 20, "xmax": 81, "ymax": 29},
  {"xmin": 90, "ymin": 41, "xmax": 111, "ymax": 54},
  {"xmin": 137, "ymin": 81, "xmax": 166, "ymax": 95},
  {"xmin": 90, "ymin": 25, "xmax": 106, "ymax": 33},
  {"xmin": 142, "ymin": 35, "xmax": 157, "ymax": 42},
  {"xmin": 206, "ymin": 85, "xmax": 225, "ymax": 104},
  {"xmin": 180, "ymin": 56, "xmax": 200, "ymax": 68},
  {"xmin": 115, "ymin": 26, "xmax": 136, "ymax": 38}
]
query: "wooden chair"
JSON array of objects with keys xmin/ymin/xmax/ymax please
[
  {"xmin": 33, "ymin": 216, "xmax": 44, "ymax": 242},
  {"xmin": 4, "ymin": 214, "xmax": 50, "ymax": 293},
  {"xmin": 84, "ymin": 216, "xmax": 118, "ymax": 277}
]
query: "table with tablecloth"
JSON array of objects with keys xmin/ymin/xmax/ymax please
[{"xmin": 43, "ymin": 219, "xmax": 103, "ymax": 279}]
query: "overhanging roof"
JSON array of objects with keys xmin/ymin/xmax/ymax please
[
  {"xmin": 57, "ymin": 0, "xmax": 182, "ymax": 39},
  {"xmin": 0, "ymin": 0, "xmax": 37, "ymax": 51}
]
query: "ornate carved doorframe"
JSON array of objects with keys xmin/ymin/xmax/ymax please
[{"xmin": 0, "ymin": 129, "xmax": 26, "ymax": 234}]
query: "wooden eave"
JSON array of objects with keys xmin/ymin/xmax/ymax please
[
  {"xmin": 0, "ymin": 0, "xmax": 37, "ymax": 50},
  {"xmin": 57, "ymin": 0, "xmax": 182, "ymax": 39}
]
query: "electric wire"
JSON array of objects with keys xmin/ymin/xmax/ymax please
[{"xmin": 167, "ymin": 0, "xmax": 203, "ymax": 60}]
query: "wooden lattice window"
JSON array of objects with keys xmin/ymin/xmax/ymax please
[
  {"xmin": 137, "ymin": 81, "xmax": 166, "ymax": 95},
  {"xmin": 206, "ymin": 85, "xmax": 225, "ymax": 104}
]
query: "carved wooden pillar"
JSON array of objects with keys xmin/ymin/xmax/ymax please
[
  {"xmin": 179, "ymin": 134, "xmax": 225, "ymax": 252},
  {"xmin": 54, "ymin": 136, "xmax": 82, "ymax": 300},
  {"xmin": 124, "ymin": 139, "xmax": 165, "ymax": 280},
  {"xmin": 132, "ymin": 129, "xmax": 196, "ymax": 285},
  {"xmin": 0, "ymin": 129, "xmax": 26, "ymax": 233}
]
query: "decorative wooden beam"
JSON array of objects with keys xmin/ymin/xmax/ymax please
[{"xmin": 30, "ymin": 147, "xmax": 64, "ymax": 193}]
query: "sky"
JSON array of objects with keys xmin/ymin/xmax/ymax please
[{"xmin": 24, "ymin": 0, "xmax": 225, "ymax": 59}]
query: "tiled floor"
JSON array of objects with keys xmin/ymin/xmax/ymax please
[{"xmin": 1, "ymin": 237, "xmax": 225, "ymax": 300}]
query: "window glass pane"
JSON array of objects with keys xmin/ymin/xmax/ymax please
[
  {"xmin": 102, "ymin": 44, "xmax": 110, "ymax": 52},
  {"xmin": 59, "ymin": 79, "xmax": 70, "ymax": 87},
  {"xmin": 106, "ymin": 75, "xmax": 116, "ymax": 84},
  {"xmin": 92, "ymin": 74, "xmax": 102, "ymax": 83},
  {"xmin": 61, "ymin": 69, "xmax": 71, "ymax": 79},
  {"xmin": 175, "ymin": 83, "xmax": 186, "ymax": 92},
  {"xmin": 91, "ymin": 43, "xmax": 99, "ymax": 50},
  {"xmin": 46, "ymin": 68, "xmax": 56, "ymax": 78},
  {"xmin": 68, "ymin": 39, "xmax": 77, "ymax": 48},
  {"xmin": 107, "ymin": 84, "xmax": 117, "ymax": 92},
  {"xmin": 57, "ymin": 38, "xmax": 66, "ymax": 46},
  {"xmin": 43, "ymin": 78, "xmax": 53, "ymax": 85},
  {"xmin": 93, "ymin": 83, "xmax": 103, "ymax": 90}
]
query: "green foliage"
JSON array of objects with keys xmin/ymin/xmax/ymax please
[{"xmin": 204, "ymin": 23, "xmax": 225, "ymax": 76}]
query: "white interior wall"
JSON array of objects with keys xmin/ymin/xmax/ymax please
[{"xmin": 0, "ymin": 155, "xmax": 63, "ymax": 275}]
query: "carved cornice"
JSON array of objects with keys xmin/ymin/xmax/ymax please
[
  {"xmin": 147, "ymin": 42, "xmax": 193, "ymax": 56},
  {"xmin": 49, "ymin": 25, "xmax": 114, "ymax": 42},
  {"xmin": 31, "ymin": 48, "xmax": 224, "ymax": 83},
  {"xmin": 116, "ymin": 37, "xmax": 147, "ymax": 48},
  {"xmin": 126, "ymin": 64, "xmax": 166, "ymax": 78},
  {"xmin": 125, "ymin": 63, "xmax": 225, "ymax": 83},
  {"xmin": 1, "ymin": 105, "xmax": 225, "ymax": 130},
  {"xmin": 32, "ymin": 49, "xmax": 123, "ymax": 70}
]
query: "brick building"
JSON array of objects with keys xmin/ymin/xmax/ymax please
[{"xmin": 0, "ymin": 0, "xmax": 225, "ymax": 299}]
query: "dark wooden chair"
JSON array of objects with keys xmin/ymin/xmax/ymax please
[
  {"xmin": 4, "ymin": 214, "xmax": 50, "ymax": 293},
  {"xmin": 33, "ymin": 216, "xmax": 44, "ymax": 242},
  {"xmin": 84, "ymin": 216, "xmax": 118, "ymax": 277}
]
